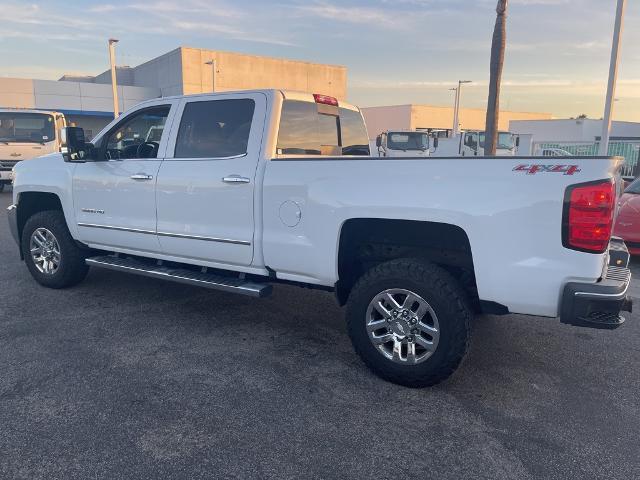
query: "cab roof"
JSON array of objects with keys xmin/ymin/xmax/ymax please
[{"xmin": 134, "ymin": 89, "xmax": 360, "ymax": 112}]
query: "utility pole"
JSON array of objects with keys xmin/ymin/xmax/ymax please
[
  {"xmin": 452, "ymin": 80, "xmax": 472, "ymax": 137},
  {"xmin": 599, "ymin": 0, "xmax": 627, "ymax": 156},
  {"xmin": 205, "ymin": 60, "xmax": 216, "ymax": 92},
  {"xmin": 108, "ymin": 39, "xmax": 120, "ymax": 118},
  {"xmin": 449, "ymin": 87, "xmax": 458, "ymax": 136}
]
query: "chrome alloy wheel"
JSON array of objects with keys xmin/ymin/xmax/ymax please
[
  {"xmin": 365, "ymin": 289, "xmax": 440, "ymax": 364},
  {"xmin": 30, "ymin": 227, "xmax": 61, "ymax": 275}
]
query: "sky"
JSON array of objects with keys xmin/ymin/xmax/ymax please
[{"xmin": 1, "ymin": 0, "xmax": 639, "ymax": 121}]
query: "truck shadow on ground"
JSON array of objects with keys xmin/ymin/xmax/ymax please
[{"xmin": 53, "ymin": 267, "xmax": 631, "ymax": 398}]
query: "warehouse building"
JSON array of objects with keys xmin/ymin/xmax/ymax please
[
  {"xmin": 0, "ymin": 46, "xmax": 347, "ymax": 139},
  {"xmin": 362, "ymin": 104, "xmax": 552, "ymax": 140}
]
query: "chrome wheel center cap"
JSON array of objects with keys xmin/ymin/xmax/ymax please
[{"xmin": 391, "ymin": 319, "xmax": 410, "ymax": 337}]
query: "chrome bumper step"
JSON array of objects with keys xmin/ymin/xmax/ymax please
[{"xmin": 86, "ymin": 255, "xmax": 272, "ymax": 298}]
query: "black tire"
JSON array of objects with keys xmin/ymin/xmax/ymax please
[
  {"xmin": 346, "ymin": 258, "xmax": 472, "ymax": 388},
  {"xmin": 21, "ymin": 210, "xmax": 89, "ymax": 289}
]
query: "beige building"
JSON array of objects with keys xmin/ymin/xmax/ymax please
[
  {"xmin": 362, "ymin": 104, "xmax": 552, "ymax": 139},
  {"xmin": 70, "ymin": 46, "xmax": 347, "ymax": 100},
  {"xmin": 0, "ymin": 46, "xmax": 347, "ymax": 138}
]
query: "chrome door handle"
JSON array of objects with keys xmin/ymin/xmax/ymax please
[
  {"xmin": 222, "ymin": 175, "xmax": 250, "ymax": 184},
  {"xmin": 130, "ymin": 174, "xmax": 153, "ymax": 180}
]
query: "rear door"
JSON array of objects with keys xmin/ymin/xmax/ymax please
[{"xmin": 155, "ymin": 92, "xmax": 266, "ymax": 266}]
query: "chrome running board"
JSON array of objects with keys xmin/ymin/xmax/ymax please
[{"xmin": 86, "ymin": 255, "xmax": 272, "ymax": 298}]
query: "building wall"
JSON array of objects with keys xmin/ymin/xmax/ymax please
[
  {"xmin": 0, "ymin": 77, "xmax": 160, "ymax": 120},
  {"xmin": 179, "ymin": 47, "xmax": 347, "ymax": 99},
  {"xmin": 132, "ymin": 48, "xmax": 184, "ymax": 97},
  {"xmin": 510, "ymin": 119, "xmax": 640, "ymax": 142},
  {"xmin": 0, "ymin": 78, "xmax": 35, "ymax": 109},
  {"xmin": 360, "ymin": 105, "xmax": 413, "ymax": 139},
  {"xmin": 410, "ymin": 105, "xmax": 551, "ymax": 132},
  {"xmin": 361, "ymin": 104, "xmax": 551, "ymax": 139},
  {"xmin": 93, "ymin": 67, "xmax": 135, "ymax": 87}
]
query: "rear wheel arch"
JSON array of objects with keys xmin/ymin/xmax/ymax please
[{"xmin": 336, "ymin": 218, "xmax": 478, "ymax": 308}]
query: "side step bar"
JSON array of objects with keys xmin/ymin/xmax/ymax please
[{"xmin": 86, "ymin": 255, "xmax": 272, "ymax": 298}]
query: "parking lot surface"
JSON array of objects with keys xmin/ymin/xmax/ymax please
[{"xmin": 1, "ymin": 189, "xmax": 639, "ymax": 479}]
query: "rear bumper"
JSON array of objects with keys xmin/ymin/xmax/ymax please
[{"xmin": 560, "ymin": 238, "xmax": 633, "ymax": 330}]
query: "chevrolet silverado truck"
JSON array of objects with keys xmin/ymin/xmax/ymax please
[
  {"xmin": 0, "ymin": 109, "xmax": 67, "ymax": 192},
  {"xmin": 7, "ymin": 90, "xmax": 633, "ymax": 387}
]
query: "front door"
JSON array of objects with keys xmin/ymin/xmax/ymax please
[
  {"xmin": 155, "ymin": 93, "xmax": 266, "ymax": 266},
  {"xmin": 73, "ymin": 103, "xmax": 176, "ymax": 253}
]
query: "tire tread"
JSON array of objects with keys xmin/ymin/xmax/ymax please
[{"xmin": 346, "ymin": 258, "xmax": 472, "ymax": 387}]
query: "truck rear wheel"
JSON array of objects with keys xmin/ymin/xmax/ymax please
[
  {"xmin": 346, "ymin": 258, "xmax": 472, "ymax": 387},
  {"xmin": 21, "ymin": 210, "xmax": 89, "ymax": 289}
]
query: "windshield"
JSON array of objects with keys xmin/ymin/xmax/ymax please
[
  {"xmin": 0, "ymin": 112, "xmax": 55, "ymax": 143},
  {"xmin": 386, "ymin": 132, "xmax": 429, "ymax": 151},
  {"xmin": 624, "ymin": 177, "xmax": 640, "ymax": 194},
  {"xmin": 479, "ymin": 132, "xmax": 514, "ymax": 150}
]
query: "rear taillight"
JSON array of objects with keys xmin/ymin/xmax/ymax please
[{"xmin": 562, "ymin": 179, "xmax": 616, "ymax": 253}]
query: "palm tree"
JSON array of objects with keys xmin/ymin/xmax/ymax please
[{"xmin": 484, "ymin": 0, "xmax": 508, "ymax": 156}]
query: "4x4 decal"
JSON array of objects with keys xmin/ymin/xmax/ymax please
[{"xmin": 513, "ymin": 164, "xmax": 581, "ymax": 175}]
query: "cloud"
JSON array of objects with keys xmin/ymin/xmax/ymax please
[
  {"xmin": 0, "ymin": 0, "xmax": 295, "ymax": 48},
  {"xmin": 293, "ymin": 1, "xmax": 415, "ymax": 28}
]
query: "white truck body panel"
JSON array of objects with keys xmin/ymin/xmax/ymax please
[
  {"xmin": 262, "ymin": 157, "xmax": 617, "ymax": 317},
  {"xmin": 11, "ymin": 90, "xmax": 624, "ymax": 320}
]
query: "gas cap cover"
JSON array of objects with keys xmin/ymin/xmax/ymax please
[{"xmin": 279, "ymin": 200, "xmax": 302, "ymax": 227}]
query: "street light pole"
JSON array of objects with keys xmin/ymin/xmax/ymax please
[
  {"xmin": 205, "ymin": 60, "xmax": 216, "ymax": 92},
  {"xmin": 108, "ymin": 38, "xmax": 120, "ymax": 118},
  {"xmin": 449, "ymin": 87, "xmax": 458, "ymax": 136},
  {"xmin": 599, "ymin": 0, "xmax": 627, "ymax": 156},
  {"xmin": 452, "ymin": 80, "xmax": 472, "ymax": 137}
]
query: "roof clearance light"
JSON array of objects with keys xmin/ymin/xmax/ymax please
[{"xmin": 313, "ymin": 94, "xmax": 339, "ymax": 107}]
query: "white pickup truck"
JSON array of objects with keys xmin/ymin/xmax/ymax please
[
  {"xmin": 7, "ymin": 90, "xmax": 633, "ymax": 387},
  {"xmin": 0, "ymin": 109, "xmax": 67, "ymax": 192}
]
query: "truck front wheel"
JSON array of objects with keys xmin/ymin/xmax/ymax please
[
  {"xmin": 346, "ymin": 258, "xmax": 472, "ymax": 387},
  {"xmin": 21, "ymin": 210, "xmax": 89, "ymax": 289}
]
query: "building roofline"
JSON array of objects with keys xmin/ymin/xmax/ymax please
[
  {"xmin": 179, "ymin": 45, "xmax": 347, "ymax": 70},
  {"xmin": 361, "ymin": 104, "xmax": 551, "ymax": 116}
]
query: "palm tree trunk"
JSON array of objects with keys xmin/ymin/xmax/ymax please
[{"xmin": 484, "ymin": 0, "xmax": 508, "ymax": 156}]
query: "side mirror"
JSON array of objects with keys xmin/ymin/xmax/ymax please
[
  {"xmin": 515, "ymin": 136, "xmax": 520, "ymax": 148},
  {"xmin": 61, "ymin": 127, "xmax": 89, "ymax": 162},
  {"xmin": 375, "ymin": 135, "xmax": 382, "ymax": 148}
]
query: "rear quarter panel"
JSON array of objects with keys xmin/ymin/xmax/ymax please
[{"xmin": 262, "ymin": 156, "xmax": 623, "ymax": 317}]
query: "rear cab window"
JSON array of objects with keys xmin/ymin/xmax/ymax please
[{"xmin": 276, "ymin": 98, "xmax": 370, "ymax": 157}]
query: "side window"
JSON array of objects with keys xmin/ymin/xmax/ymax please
[
  {"xmin": 277, "ymin": 101, "xmax": 339, "ymax": 155},
  {"xmin": 174, "ymin": 99, "xmax": 255, "ymax": 159},
  {"xmin": 104, "ymin": 106, "xmax": 170, "ymax": 160},
  {"xmin": 339, "ymin": 108, "xmax": 370, "ymax": 156}
]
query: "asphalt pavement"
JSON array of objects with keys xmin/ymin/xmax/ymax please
[{"xmin": 1, "ymin": 188, "xmax": 639, "ymax": 479}]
